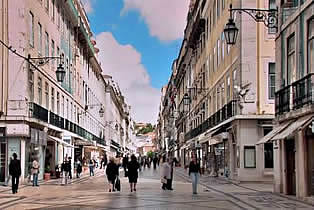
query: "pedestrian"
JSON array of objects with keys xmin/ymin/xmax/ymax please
[
  {"xmin": 138, "ymin": 155, "xmax": 142, "ymax": 172},
  {"xmin": 153, "ymin": 155, "xmax": 158, "ymax": 170},
  {"xmin": 89, "ymin": 159, "xmax": 94, "ymax": 176},
  {"xmin": 61, "ymin": 157, "xmax": 71, "ymax": 185},
  {"xmin": 122, "ymin": 155, "xmax": 129, "ymax": 177},
  {"xmin": 189, "ymin": 156, "xmax": 201, "ymax": 194},
  {"xmin": 127, "ymin": 154, "xmax": 140, "ymax": 192},
  {"xmin": 76, "ymin": 159, "xmax": 82, "ymax": 178},
  {"xmin": 169, "ymin": 157, "xmax": 178, "ymax": 190},
  {"xmin": 160, "ymin": 156, "xmax": 171, "ymax": 190},
  {"xmin": 106, "ymin": 157, "xmax": 118, "ymax": 192},
  {"xmin": 9, "ymin": 153, "xmax": 21, "ymax": 194},
  {"xmin": 68, "ymin": 157, "xmax": 72, "ymax": 179},
  {"xmin": 100, "ymin": 155, "xmax": 108, "ymax": 170},
  {"xmin": 31, "ymin": 158, "xmax": 40, "ymax": 187}
]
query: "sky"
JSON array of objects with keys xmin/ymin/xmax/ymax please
[{"xmin": 81, "ymin": 0, "xmax": 190, "ymax": 123}]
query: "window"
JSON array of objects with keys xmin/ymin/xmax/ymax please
[
  {"xmin": 51, "ymin": 87, "xmax": 55, "ymax": 112},
  {"xmin": 222, "ymin": 0, "xmax": 225, "ymax": 10},
  {"xmin": 29, "ymin": 12, "xmax": 34, "ymax": 47},
  {"xmin": 217, "ymin": 39, "xmax": 220, "ymax": 66},
  {"xmin": 74, "ymin": 105, "xmax": 76, "ymax": 123},
  {"xmin": 287, "ymin": 34, "xmax": 295, "ymax": 84},
  {"xmin": 56, "ymin": 47, "xmax": 60, "ymax": 64},
  {"xmin": 38, "ymin": 23, "xmax": 42, "ymax": 54},
  {"xmin": 70, "ymin": 102, "xmax": 72, "ymax": 121},
  {"xmin": 51, "ymin": 40, "xmax": 55, "ymax": 67},
  {"xmin": 244, "ymin": 146, "xmax": 256, "ymax": 168},
  {"xmin": 57, "ymin": 92, "xmax": 60, "ymax": 114},
  {"xmin": 52, "ymin": 0, "xmax": 55, "ymax": 21},
  {"xmin": 217, "ymin": 0, "xmax": 220, "ymax": 18},
  {"xmin": 38, "ymin": 77, "xmax": 42, "ymax": 105},
  {"xmin": 61, "ymin": 95, "xmax": 65, "ymax": 117},
  {"xmin": 308, "ymin": 19, "xmax": 314, "ymax": 73},
  {"xmin": 213, "ymin": 47, "xmax": 216, "ymax": 72},
  {"xmin": 66, "ymin": 99, "xmax": 69, "ymax": 119},
  {"xmin": 57, "ymin": 2, "xmax": 60, "ymax": 28},
  {"xmin": 221, "ymin": 82, "xmax": 225, "ymax": 106},
  {"xmin": 264, "ymin": 142, "xmax": 274, "ymax": 168},
  {"xmin": 268, "ymin": 63, "xmax": 276, "ymax": 99},
  {"xmin": 221, "ymin": 32, "xmax": 225, "ymax": 60},
  {"xmin": 268, "ymin": 0, "xmax": 277, "ymax": 34},
  {"xmin": 29, "ymin": 71, "xmax": 34, "ymax": 101},
  {"xmin": 45, "ymin": 0, "xmax": 49, "ymax": 12},
  {"xmin": 45, "ymin": 32, "xmax": 49, "ymax": 57},
  {"xmin": 227, "ymin": 76, "xmax": 230, "ymax": 102},
  {"xmin": 45, "ymin": 82, "xmax": 49, "ymax": 108}
]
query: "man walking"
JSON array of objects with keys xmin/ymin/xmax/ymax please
[
  {"xmin": 32, "ymin": 158, "xmax": 40, "ymax": 186},
  {"xmin": 9, "ymin": 153, "xmax": 21, "ymax": 194}
]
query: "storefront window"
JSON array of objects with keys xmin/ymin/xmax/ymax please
[
  {"xmin": 244, "ymin": 146, "xmax": 256, "ymax": 168},
  {"xmin": 264, "ymin": 143, "xmax": 274, "ymax": 168}
]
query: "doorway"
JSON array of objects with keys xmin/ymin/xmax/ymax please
[
  {"xmin": 285, "ymin": 140, "xmax": 296, "ymax": 195},
  {"xmin": 0, "ymin": 140, "xmax": 6, "ymax": 183}
]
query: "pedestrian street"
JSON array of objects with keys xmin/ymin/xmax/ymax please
[{"xmin": 0, "ymin": 167, "xmax": 314, "ymax": 210}]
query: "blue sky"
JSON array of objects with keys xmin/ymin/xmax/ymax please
[
  {"xmin": 82, "ymin": 0, "xmax": 189, "ymax": 123},
  {"xmin": 88, "ymin": 0, "xmax": 181, "ymax": 89}
]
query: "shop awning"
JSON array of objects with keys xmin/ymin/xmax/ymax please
[
  {"xmin": 256, "ymin": 121, "xmax": 291, "ymax": 145},
  {"xmin": 48, "ymin": 135, "xmax": 74, "ymax": 148},
  {"xmin": 272, "ymin": 115, "xmax": 314, "ymax": 141},
  {"xmin": 208, "ymin": 132, "xmax": 228, "ymax": 145}
]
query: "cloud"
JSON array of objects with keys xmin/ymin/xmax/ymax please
[
  {"xmin": 81, "ymin": 0, "xmax": 94, "ymax": 14},
  {"xmin": 121, "ymin": 0, "xmax": 190, "ymax": 42},
  {"xmin": 96, "ymin": 32, "xmax": 161, "ymax": 123}
]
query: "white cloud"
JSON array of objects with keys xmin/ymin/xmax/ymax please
[
  {"xmin": 81, "ymin": 0, "xmax": 94, "ymax": 14},
  {"xmin": 121, "ymin": 0, "xmax": 190, "ymax": 42},
  {"xmin": 96, "ymin": 32, "xmax": 161, "ymax": 123}
]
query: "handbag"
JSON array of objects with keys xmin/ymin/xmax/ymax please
[
  {"xmin": 161, "ymin": 177, "xmax": 167, "ymax": 184},
  {"xmin": 115, "ymin": 177, "xmax": 121, "ymax": 191}
]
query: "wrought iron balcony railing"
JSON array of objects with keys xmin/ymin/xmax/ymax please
[
  {"xmin": 292, "ymin": 73, "xmax": 314, "ymax": 109},
  {"xmin": 276, "ymin": 73, "xmax": 314, "ymax": 116},
  {"xmin": 29, "ymin": 102, "xmax": 48, "ymax": 122},
  {"xmin": 185, "ymin": 100, "xmax": 238, "ymax": 141},
  {"xmin": 49, "ymin": 112, "xmax": 64, "ymax": 129}
]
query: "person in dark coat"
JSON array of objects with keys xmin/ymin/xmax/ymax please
[
  {"xmin": 106, "ymin": 157, "xmax": 118, "ymax": 192},
  {"xmin": 9, "ymin": 153, "xmax": 21, "ymax": 194},
  {"xmin": 76, "ymin": 159, "xmax": 82, "ymax": 178},
  {"xmin": 100, "ymin": 155, "xmax": 108, "ymax": 169},
  {"xmin": 122, "ymin": 155, "xmax": 129, "ymax": 177},
  {"xmin": 127, "ymin": 155, "xmax": 140, "ymax": 192}
]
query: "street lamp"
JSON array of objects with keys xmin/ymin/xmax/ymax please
[
  {"xmin": 224, "ymin": 4, "xmax": 278, "ymax": 45},
  {"xmin": 56, "ymin": 64, "xmax": 66, "ymax": 83},
  {"xmin": 84, "ymin": 104, "xmax": 105, "ymax": 118}
]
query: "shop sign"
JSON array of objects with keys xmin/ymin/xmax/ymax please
[{"xmin": 6, "ymin": 124, "xmax": 29, "ymax": 136}]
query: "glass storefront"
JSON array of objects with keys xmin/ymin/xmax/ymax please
[
  {"xmin": 25, "ymin": 128, "xmax": 47, "ymax": 180},
  {"xmin": 0, "ymin": 137, "xmax": 6, "ymax": 183}
]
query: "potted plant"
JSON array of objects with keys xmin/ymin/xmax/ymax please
[{"xmin": 44, "ymin": 165, "xmax": 51, "ymax": 181}]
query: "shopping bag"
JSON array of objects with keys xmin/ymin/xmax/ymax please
[
  {"xmin": 115, "ymin": 177, "xmax": 121, "ymax": 191},
  {"xmin": 30, "ymin": 174, "xmax": 33, "ymax": 181},
  {"xmin": 161, "ymin": 177, "xmax": 167, "ymax": 184}
]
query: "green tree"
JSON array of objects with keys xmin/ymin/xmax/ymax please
[{"xmin": 146, "ymin": 151, "xmax": 154, "ymax": 159}]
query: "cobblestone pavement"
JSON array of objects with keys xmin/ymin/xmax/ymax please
[{"xmin": 0, "ymin": 167, "xmax": 313, "ymax": 210}]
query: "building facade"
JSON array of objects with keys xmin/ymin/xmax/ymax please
[
  {"xmin": 160, "ymin": 0, "xmax": 276, "ymax": 182},
  {"xmin": 260, "ymin": 0, "xmax": 314, "ymax": 199},
  {"xmin": 0, "ymin": 0, "xmax": 134, "ymax": 184}
]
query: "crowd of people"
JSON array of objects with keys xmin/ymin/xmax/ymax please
[{"xmin": 8, "ymin": 152, "xmax": 201, "ymax": 195}]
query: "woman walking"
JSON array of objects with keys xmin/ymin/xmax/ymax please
[
  {"xmin": 160, "ymin": 156, "xmax": 171, "ymax": 190},
  {"xmin": 76, "ymin": 159, "xmax": 82, "ymax": 178},
  {"xmin": 127, "ymin": 155, "xmax": 140, "ymax": 192},
  {"xmin": 189, "ymin": 156, "xmax": 201, "ymax": 194},
  {"xmin": 106, "ymin": 157, "xmax": 118, "ymax": 192},
  {"xmin": 89, "ymin": 159, "xmax": 94, "ymax": 176}
]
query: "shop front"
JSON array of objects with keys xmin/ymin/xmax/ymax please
[
  {"xmin": 0, "ymin": 127, "xmax": 6, "ymax": 184},
  {"xmin": 25, "ymin": 128, "xmax": 47, "ymax": 180}
]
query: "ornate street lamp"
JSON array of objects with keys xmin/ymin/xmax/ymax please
[
  {"xmin": 99, "ymin": 107, "xmax": 105, "ymax": 118},
  {"xmin": 224, "ymin": 4, "xmax": 278, "ymax": 45},
  {"xmin": 183, "ymin": 93, "xmax": 191, "ymax": 106},
  {"xmin": 224, "ymin": 17, "xmax": 239, "ymax": 45},
  {"xmin": 56, "ymin": 63, "xmax": 66, "ymax": 82}
]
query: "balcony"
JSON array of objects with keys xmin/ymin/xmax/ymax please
[
  {"xmin": 49, "ymin": 112, "xmax": 64, "ymax": 129},
  {"xmin": 275, "ymin": 73, "xmax": 314, "ymax": 116},
  {"xmin": 29, "ymin": 103, "xmax": 48, "ymax": 123},
  {"xmin": 64, "ymin": 0, "xmax": 79, "ymax": 25},
  {"xmin": 78, "ymin": 19, "xmax": 95, "ymax": 56},
  {"xmin": 185, "ymin": 100, "xmax": 238, "ymax": 141}
]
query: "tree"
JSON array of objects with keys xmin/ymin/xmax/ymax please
[{"xmin": 146, "ymin": 151, "xmax": 154, "ymax": 159}]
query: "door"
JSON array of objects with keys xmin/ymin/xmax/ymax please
[
  {"xmin": 0, "ymin": 141, "xmax": 7, "ymax": 183},
  {"xmin": 286, "ymin": 140, "xmax": 296, "ymax": 195}
]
